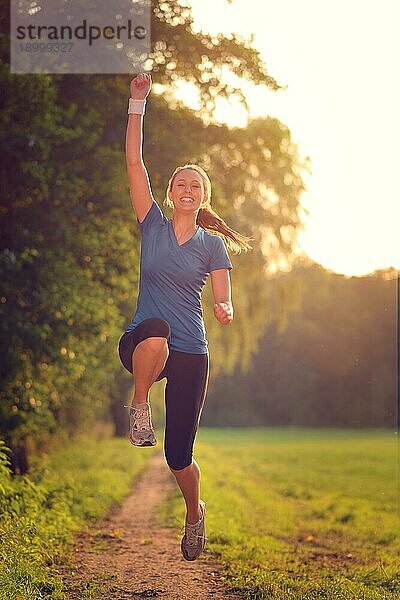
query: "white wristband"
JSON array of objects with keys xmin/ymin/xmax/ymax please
[{"xmin": 128, "ymin": 98, "xmax": 146, "ymax": 115}]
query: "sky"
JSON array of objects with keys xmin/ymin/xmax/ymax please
[{"xmin": 177, "ymin": 0, "xmax": 399, "ymax": 277}]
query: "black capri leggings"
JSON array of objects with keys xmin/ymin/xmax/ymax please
[{"xmin": 118, "ymin": 318, "xmax": 209, "ymax": 471}]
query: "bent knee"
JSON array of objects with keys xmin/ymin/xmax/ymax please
[{"xmin": 140, "ymin": 336, "xmax": 169, "ymax": 353}]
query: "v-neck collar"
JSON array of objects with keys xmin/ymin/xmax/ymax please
[{"xmin": 169, "ymin": 220, "xmax": 201, "ymax": 248}]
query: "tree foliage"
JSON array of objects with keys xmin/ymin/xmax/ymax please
[
  {"xmin": 1, "ymin": 0, "xmax": 308, "ymax": 471},
  {"xmin": 203, "ymin": 263, "xmax": 397, "ymax": 428},
  {"xmin": 150, "ymin": 0, "xmax": 282, "ymax": 112}
]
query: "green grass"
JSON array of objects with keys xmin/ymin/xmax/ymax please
[
  {"xmin": 0, "ymin": 435, "xmax": 158, "ymax": 600},
  {"xmin": 2, "ymin": 427, "xmax": 398, "ymax": 600},
  {"xmin": 161, "ymin": 428, "xmax": 400, "ymax": 599}
]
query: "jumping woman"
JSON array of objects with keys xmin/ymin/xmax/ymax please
[{"xmin": 118, "ymin": 72, "xmax": 252, "ymax": 561}]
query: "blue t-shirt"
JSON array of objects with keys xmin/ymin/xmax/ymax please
[{"xmin": 126, "ymin": 201, "xmax": 233, "ymax": 354}]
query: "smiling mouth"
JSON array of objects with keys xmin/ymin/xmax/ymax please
[{"xmin": 180, "ymin": 197, "xmax": 195, "ymax": 203}]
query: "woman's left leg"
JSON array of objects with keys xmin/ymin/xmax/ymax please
[
  {"xmin": 170, "ymin": 459, "xmax": 202, "ymax": 524},
  {"xmin": 163, "ymin": 350, "xmax": 209, "ymax": 524}
]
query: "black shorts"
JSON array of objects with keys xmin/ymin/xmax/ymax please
[{"xmin": 118, "ymin": 318, "xmax": 209, "ymax": 470}]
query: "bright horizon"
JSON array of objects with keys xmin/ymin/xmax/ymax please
[{"xmin": 171, "ymin": 0, "xmax": 399, "ymax": 277}]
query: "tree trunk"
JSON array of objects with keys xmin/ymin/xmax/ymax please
[
  {"xmin": 110, "ymin": 374, "xmax": 133, "ymax": 437},
  {"xmin": 8, "ymin": 438, "xmax": 29, "ymax": 475}
]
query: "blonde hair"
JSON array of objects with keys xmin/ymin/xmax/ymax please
[{"xmin": 163, "ymin": 164, "xmax": 253, "ymax": 254}]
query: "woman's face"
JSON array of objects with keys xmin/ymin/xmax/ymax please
[{"xmin": 169, "ymin": 169, "xmax": 205, "ymax": 215}]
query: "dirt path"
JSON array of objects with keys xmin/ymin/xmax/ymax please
[{"xmin": 62, "ymin": 451, "xmax": 243, "ymax": 599}]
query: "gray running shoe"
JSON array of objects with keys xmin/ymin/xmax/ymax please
[
  {"xmin": 181, "ymin": 500, "xmax": 207, "ymax": 561},
  {"xmin": 127, "ymin": 402, "xmax": 157, "ymax": 446}
]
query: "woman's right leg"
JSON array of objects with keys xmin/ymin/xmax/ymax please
[
  {"xmin": 127, "ymin": 337, "xmax": 169, "ymax": 447},
  {"xmin": 130, "ymin": 337, "xmax": 169, "ymax": 405}
]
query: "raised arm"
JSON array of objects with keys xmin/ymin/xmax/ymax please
[{"xmin": 126, "ymin": 73, "xmax": 154, "ymax": 223}]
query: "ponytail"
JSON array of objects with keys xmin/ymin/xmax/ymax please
[
  {"xmin": 196, "ymin": 205, "xmax": 253, "ymax": 254},
  {"xmin": 164, "ymin": 164, "xmax": 254, "ymax": 254}
]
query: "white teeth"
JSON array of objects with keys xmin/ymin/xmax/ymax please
[{"xmin": 181, "ymin": 197, "xmax": 194, "ymax": 202}]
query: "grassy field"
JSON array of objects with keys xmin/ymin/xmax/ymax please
[
  {"xmin": 1, "ymin": 428, "xmax": 398, "ymax": 599},
  {"xmin": 161, "ymin": 428, "xmax": 400, "ymax": 600}
]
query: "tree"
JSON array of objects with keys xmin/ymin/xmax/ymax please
[
  {"xmin": 0, "ymin": 0, "xmax": 310, "ymax": 469},
  {"xmin": 203, "ymin": 262, "xmax": 397, "ymax": 428}
]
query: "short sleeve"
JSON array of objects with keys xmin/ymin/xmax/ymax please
[
  {"xmin": 137, "ymin": 201, "xmax": 164, "ymax": 234},
  {"xmin": 208, "ymin": 235, "xmax": 233, "ymax": 272}
]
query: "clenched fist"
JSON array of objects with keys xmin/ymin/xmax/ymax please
[
  {"xmin": 213, "ymin": 301, "xmax": 234, "ymax": 325},
  {"xmin": 130, "ymin": 72, "xmax": 152, "ymax": 100}
]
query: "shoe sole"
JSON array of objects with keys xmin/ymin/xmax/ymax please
[{"xmin": 129, "ymin": 438, "xmax": 157, "ymax": 447}]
